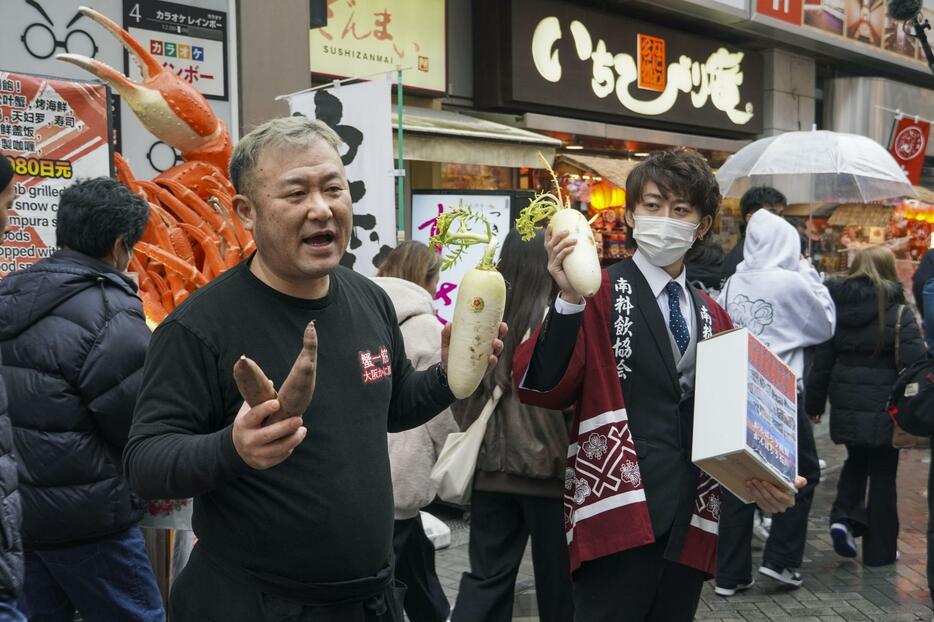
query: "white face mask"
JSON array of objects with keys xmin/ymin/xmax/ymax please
[{"xmin": 632, "ymin": 215, "xmax": 699, "ymax": 267}]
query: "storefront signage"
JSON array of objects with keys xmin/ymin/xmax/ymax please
[
  {"xmin": 0, "ymin": 71, "xmax": 113, "ymax": 276},
  {"xmin": 310, "ymin": 0, "xmax": 446, "ymax": 94},
  {"xmin": 476, "ymin": 0, "xmax": 764, "ymax": 136},
  {"xmin": 889, "ymin": 116, "xmax": 931, "ymax": 185},
  {"xmin": 756, "ymin": 0, "xmax": 804, "ymax": 25},
  {"xmin": 123, "ymin": 0, "xmax": 229, "ymax": 100}
]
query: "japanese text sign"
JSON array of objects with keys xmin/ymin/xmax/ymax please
[
  {"xmin": 889, "ymin": 116, "xmax": 930, "ymax": 186},
  {"xmin": 311, "ymin": 0, "xmax": 446, "ymax": 93},
  {"xmin": 411, "ymin": 194, "xmax": 511, "ymax": 324},
  {"xmin": 287, "ymin": 80, "xmax": 395, "ymax": 276},
  {"xmin": 476, "ymin": 0, "xmax": 764, "ymax": 136},
  {"xmin": 0, "ymin": 71, "xmax": 113, "ymax": 276},
  {"xmin": 124, "ymin": 0, "xmax": 228, "ymax": 99}
]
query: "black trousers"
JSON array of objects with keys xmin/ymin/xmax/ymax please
[
  {"xmin": 451, "ymin": 490, "xmax": 573, "ymax": 622},
  {"xmin": 717, "ymin": 402, "xmax": 821, "ymax": 586},
  {"xmin": 169, "ymin": 546, "xmax": 404, "ymax": 622},
  {"xmin": 572, "ymin": 531, "xmax": 705, "ymax": 622},
  {"xmin": 392, "ymin": 516, "xmax": 449, "ymax": 622},
  {"xmin": 831, "ymin": 445, "xmax": 900, "ymax": 566}
]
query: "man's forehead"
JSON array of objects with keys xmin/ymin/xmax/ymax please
[
  {"xmin": 259, "ymin": 140, "xmax": 340, "ymax": 164},
  {"xmin": 256, "ymin": 144, "xmax": 345, "ymax": 183},
  {"xmin": 641, "ymin": 181, "xmax": 688, "ymax": 203}
]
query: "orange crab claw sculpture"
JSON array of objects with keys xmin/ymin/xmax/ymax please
[{"xmin": 57, "ymin": 6, "xmax": 253, "ymax": 325}]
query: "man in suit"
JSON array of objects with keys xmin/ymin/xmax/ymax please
[{"xmin": 514, "ymin": 150, "xmax": 803, "ymax": 622}]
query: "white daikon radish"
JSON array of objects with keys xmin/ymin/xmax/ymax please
[
  {"xmin": 430, "ymin": 211, "xmax": 506, "ymax": 399},
  {"xmin": 515, "ymin": 154, "xmax": 602, "ymax": 297}
]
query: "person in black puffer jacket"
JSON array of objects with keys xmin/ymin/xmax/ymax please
[
  {"xmin": 0, "ymin": 178, "xmax": 164, "ymax": 620},
  {"xmin": 806, "ymin": 245, "xmax": 925, "ymax": 567},
  {"xmin": 0, "ymin": 155, "xmax": 25, "ymax": 621}
]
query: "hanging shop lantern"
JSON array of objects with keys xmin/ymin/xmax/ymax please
[{"xmin": 589, "ymin": 180, "xmax": 626, "ymax": 211}]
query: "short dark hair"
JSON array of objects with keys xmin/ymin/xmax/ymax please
[
  {"xmin": 740, "ymin": 186, "xmax": 787, "ymax": 218},
  {"xmin": 624, "ymin": 149, "xmax": 721, "ymax": 248},
  {"xmin": 738, "ymin": 186, "xmax": 787, "ymax": 236},
  {"xmin": 625, "ymin": 149, "xmax": 721, "ymax": 220},
  {"xmin": 56, "ymin": 177, "xmax": 149, "ymax": 259}
]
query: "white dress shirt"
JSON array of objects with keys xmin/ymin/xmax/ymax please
[
  {"xmin": 555, "ymin": 251, "xmax": 694, "ymax": 342},
  {"xmin": 631, "ymin": 250, "xmax": 694, "ymax": 342}
]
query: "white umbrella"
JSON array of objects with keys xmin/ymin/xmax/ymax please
[{"xmin": 717, "ymin": 130, "xmax": 915, "ymax": 204}]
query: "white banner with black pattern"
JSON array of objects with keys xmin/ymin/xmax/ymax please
[{"xmin": 286, "ymin": 80, "xmax": 395, "ymax": 275}]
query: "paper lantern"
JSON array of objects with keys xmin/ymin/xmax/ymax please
[{"xmin": 589, "ymin": 181, "xmax": 625, "ymax": 211}]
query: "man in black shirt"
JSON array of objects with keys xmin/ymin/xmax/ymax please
[{"xmin": 125, "ymin": 116, "xmax": 505, "ymax": 621}]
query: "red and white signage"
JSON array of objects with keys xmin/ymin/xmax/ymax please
[
  {"xmin": 756, "ymin": 0, "xmax": 804, "ymax": 25},
  {"xmin": 889, "ymin": 117, "xmax": 931, "ymax": 185}
]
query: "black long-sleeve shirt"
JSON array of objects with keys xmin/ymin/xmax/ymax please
[
  {"xmin": 124, "ymin": 262, "xmax": 454, "ymax": 589},
  {"xmin": 525, "ymin": 300, "xmax": 582, "ymax": 392}
]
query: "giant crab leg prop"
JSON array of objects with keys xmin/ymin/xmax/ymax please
[{"xmin": 57, "ymin": 6, "xmax": 254, "ymax": 322}]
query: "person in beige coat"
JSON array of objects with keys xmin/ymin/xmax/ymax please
[{"xmin": 372, "ymin": 241, "xmax": 457, "ymax": 622}]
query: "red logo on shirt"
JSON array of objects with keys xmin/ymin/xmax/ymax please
[{"xmin": 359, "ymin": 346, "xmax": 392, "ymax": 384}]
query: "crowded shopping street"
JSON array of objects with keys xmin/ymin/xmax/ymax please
[{"xmin": 3, "ymin": 0, "xmax": 934, "ymax": 621}]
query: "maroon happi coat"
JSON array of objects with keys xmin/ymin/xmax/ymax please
[{"xmin": 514, "ymin": 267, "xmax": 733, "ymax": 577}]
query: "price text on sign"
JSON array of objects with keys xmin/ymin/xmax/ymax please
[{"xmin": 0, "ymin": 71, "xmax": 112, "ymax": 277}]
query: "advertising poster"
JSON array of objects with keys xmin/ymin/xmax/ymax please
[
  {"xmin": 287, "ymin": 80, "xmax": 395, "ymax": 275},
  {"xmin": 411, "ymin": 193, "xmax": 511, "ymax": 324},
  {"xmin": 883, "ymin": 13, "xmax": 918, "ymax": 58},
  {"xmin": 791, "ymin": 0, "xmax": 930, "ymax": 68},
  {"xmin": 804, "ymin": 0, "xmax": 845, "ymax": 34},
  {"xmin": 745, "ymin": 334, "xmax": 798, "ymax": 485},
  {"xmin": 0, "ymin": 70, "xmax": 112, "ymax": 276},
  {"xmin": 0, "ymin": 0, "xmax": 235, "ymax": 180},
  {"xmin": 845, "ymin": 0, "xmax": 884, "ymax": 46}
]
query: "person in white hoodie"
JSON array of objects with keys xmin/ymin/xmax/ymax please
[
  {"xmin": 715, "ymin": 207, "xmax": 836, "ymax": 596},
  {"xmin": 372, "ymin": 241, "xmax": 458, "ymax": 622}
]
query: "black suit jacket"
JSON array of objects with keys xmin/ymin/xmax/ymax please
[{"xmin": 527, "ymin": 258, "xmax": 711, "ymax": 538}]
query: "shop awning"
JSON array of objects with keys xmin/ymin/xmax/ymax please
[
  {"xmin": 913, "ymin": 185, "xmax": 934, "ymax": 204},
  {"xmin": 556, "ymin": 154, "xmax": 640, "ymax": 189},
  {"xmin": 827, "ymin": 204, "xmax": 893, "ymax": 228},
  {"xmin": 392, "ymin": 107, "xmax": 560, "ymax": 169},
  {"xmin": 782, "ymin": 204, "xmax": 838, "ymax": 218}
]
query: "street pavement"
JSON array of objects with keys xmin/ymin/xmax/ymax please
[{"xmin": 431, "ymin": 420, "xmax": 934, "ymax": 621}]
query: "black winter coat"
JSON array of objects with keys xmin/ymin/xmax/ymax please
[
  {"xmin": 805, "ymin": 276, "xmax": 925, "ymax": 447},
  {"xmin": 0, "ymin": 250, "xmax": 150, "ymax": 549},
  {"xmin": 0, "ymin": 365, "xmax": 22, "ymax": 599}
]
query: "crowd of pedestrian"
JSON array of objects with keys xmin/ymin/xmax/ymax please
[{"xmin": 0, "ymin": 121, "xmax": 933, "ymax": 622}]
